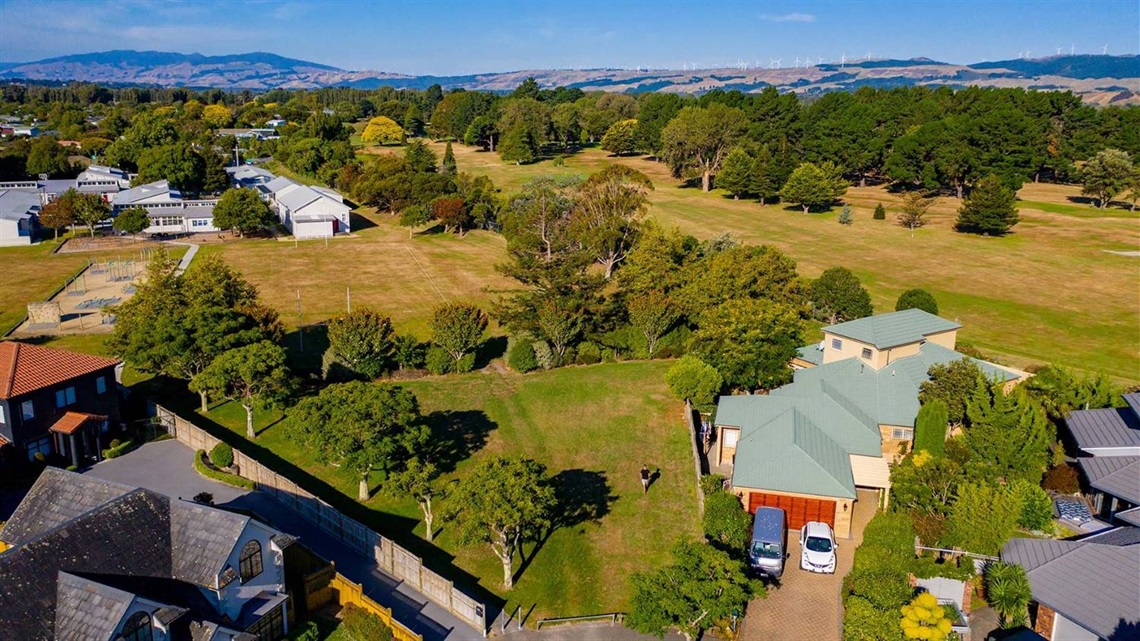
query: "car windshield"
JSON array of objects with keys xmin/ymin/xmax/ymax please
[
  {"xmin": 805, "ymin": 536, "xmax": 833, "ymax": 553},
  {"xmin": 751, "ymin": 541, "xmax": 782, "ymax": 559}
]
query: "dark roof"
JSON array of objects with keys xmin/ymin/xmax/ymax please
[
  {"xmin": 1078, "ymin": 456, "xmax": 1140, "ymax": 504},
  {"xmin": 1083, "ymin": 525, "xmax": 1140, "ymax": 546},
  {"xmin": 170, "ymin": 500, "xmax": 250, "ymax": 587},
  {"xmin": 1065, "ymin": 404, "xmax": 1140, "ymax": 452},
  {"xmin": 55, "ymin": 572, "xmax": 135, "ymax": 641},
  {"xmin": 0, "ymin": 467, "xmax": 134, "ymax": 546},
  {"xmin": 1002, "ymin": 528, "xmax": 1140, "ymax": 639},
  {"xmin": 0, "ymin": 341, "xmax": 120, "ymax": 399}
]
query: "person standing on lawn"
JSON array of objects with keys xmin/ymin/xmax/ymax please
[{"xmin": 641, "ymin": 465, "xmax": 650, "ymax": 494}]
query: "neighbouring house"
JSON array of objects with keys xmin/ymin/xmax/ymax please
[
  {"xmin": 0, "ymin": 341, "xmax": 122, "ymax": 469},
  {"xmin": 217, "ymin": 128, "xmax": 278, "ymax": 141},
  {"xmin": 713, "ymin": 309, "xmax": 1025, "ymax": 537},
  {"xmin": 1064, "ymin": 393, "xmax": 1140, "ymax": 527},
  {"xmin": 266, "ymin": 118, "xmax": 287, "ymax": 128},
  {"xmin": 12, "ymin": 124, "xmax": 39, "ymax": 137},
  {"xmin": 1002, "ymin": 526, "xmax": 1140, "ymax": 640},
  {"xmin": 260, "ymin": 176, "xmax": 351, "ymax": 239},
  {"xmin": 112, "ymin": 180, "xmax": 219, "ymax": 235},
  {"xmin": 0, "ymin": 468, "xmax": 295, "ymax": 640},
  {"xmin": 0, "ymin": 188, "xmax": 41, "ymax": 246}
]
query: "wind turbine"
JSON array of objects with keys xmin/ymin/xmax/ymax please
[
  {"xmin": 1025, "ymin": 49, "xmax": 1031, "ymax": 59},
  {"xmin": 794, "ymin": 56, "xmax": 801, "ymax": 68},
  {"xmin": 840, "ymin": 52, "xmax": 847, "ymax": 68},
  {"xmin": 818, "ymin": 56, "xmax": 826, "ymax": 65},
  {"xmin": 864, "ymin": 50, "xmax": 873, "ymax": 61},
  {"xmin": 770, "ymin": 58, "xmax": 781, "ymax": 70},
  {"xmin": 1017, "ymin": 50, "xmax": 1024, "ymax": 59},
  {"xmin": 1102, "ymin": 44, "xmax": 1109, "ymax": 54},
  {"xmin": 1056, "ymin": 46, "xmax": 1063, "ymax": 55},
  {"xmin": 1070, "ymin": 44, "xmax": 1075, "ymax": 55}
]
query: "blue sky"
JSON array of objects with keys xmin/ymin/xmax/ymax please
[{"xmin": 0, "ymin": 0, "xmax": 1136, "ymax": 74}]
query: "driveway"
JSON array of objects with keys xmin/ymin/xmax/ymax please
[
  {"xmin": 86, "ymin": 439, "xmax": 483, "ymax": 641},
  {"xmin": 739, "ymin": 489, "xmax": 879, "ymax": 641}
]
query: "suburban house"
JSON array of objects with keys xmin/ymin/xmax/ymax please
[
  {"xmin": 217, "ymin": 128, "xmax": 279, "ymax": 141},
  {"xmin": 112, "ymin": 180, "xmax": 220, "ymax": 235},
  {"xmin": 266, "ymin": 118, "xmax": 287, "ymax": 128},
  {"xmin": 1064, "ymin": 393, "xmax": 1140, "ymax": 527},
  {"xmin": 713, "ymin": 309, "xmax": 1024, "ymax": 537},
  {"xmin": 260, "ymin": 176, "xmax": 351, "ymax": 239},
  {"xmin": 0, "ymin": 341, "xmax": 122, "ymax": 469},
  {"xmin": 0, "ymin": 188, "xmax": 41, "ymax": 246},
  {"xmin": 1002, "ymin": 526, "xmax": 1140, "ymax": 640},
  {"xmin": 0, "ymin": 468, "xmax": 295, "ymax": 640}
]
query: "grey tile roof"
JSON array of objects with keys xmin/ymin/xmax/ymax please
[
  {"xmin": 1065, "ymin": 405, "xmax": 1140, "ymax": 452},
  {"xmin": 55, "ymin": 571, "xmax": 134, "ymax": 641},
  {"xmin": 1116, "ymin": 507, "xmax": 1140, "ymax": 527},
  {"xmin": 0, "ymin": 467, "xmax": 134, "ymax": 546},
  {"xmin": 1078, "ymin": 456, "xmax": 1140, "ymax": 504},
  {"xmin": 1002, "ymin": 530, "xmax": 1140, "ymax": 639},
  {"xmin": 823, "ymin": 309, "xmax": 961, "ymax": 349},
  {"xmin": 170, "ymin": 500, "xmax": 250, "ymax": 588},
  {"xmin": 1084, "ymin": 526, "xmax": 1140, "ymax": 546}
]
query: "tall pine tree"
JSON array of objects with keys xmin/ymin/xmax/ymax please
[
  {"xmin": 956, "ymin": 175, "xmax": 1020, "ymax": 235},
  {"xmin": 441, "ymin": 141, "xmax": 457, "ymax": 176}
]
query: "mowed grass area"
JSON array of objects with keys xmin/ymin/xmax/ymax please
[
  {"xmin": 409, "ymin": 142, "xmax": 1138, "ymax": 381},
  {"xmin": 0, "ymin": 240, "xmax": 93, "ymax": 332},
  {"xmin": 193, "ymin": 360, "xmax": 700, "ymax": 618}
]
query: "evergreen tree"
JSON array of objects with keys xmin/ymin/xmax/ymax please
[
  {"xmin": 956, "ymin": 175, "xmax": 1020, "ymax": 235},
  {"xmin": 748, "ymin": 145, "xmax": 779, "ymax": 205},
  {"xmin": 873, "ymin": 203, "xmax": 887, "ymax": 220},
  {"xmin": 964, "ymin": 380, "xmax": 1054, "ymax": 485},
  {"xmin": 808, "ymin": 266, "xmax": 873, "ymax": 324},
  {"xmin": 896, "ymin": 289, "xmax": 939, "ymax": 315},
  {"xmin": 403, "ymin": 103, "xmax": 425, "ymax": 137},
  {"xmin": 403, "ymin": 139, "xmax": 438, "ymax": 173},
  {"xmin": 441, "ymin": 141, "xmax": 457, "ymax": 175},
  {"xmin": 715, "ymin": 147, "xmax": 753, "ymax": 199},
  {"xmin": 499, "ymin": 127, "xmax": 539, "ymax": 165},
  {"xmin": 913, "ymin": 400, "xmax": 949, "ymax": 457},
  {"xmin": 779, "ymin": 161, "xmax": 847, "ymax": 213}
]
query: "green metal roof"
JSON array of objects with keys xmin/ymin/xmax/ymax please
[
  {"xmin": 731, "ymin": 408, "xmax": 857, "ymax": 499},
  {"xmin": 795, "ymin": 344, "xmax": 825, "ymax": 366},
  {"xmin": 824, "ymin": 309, "xmax": 961, "ymax": 349}
]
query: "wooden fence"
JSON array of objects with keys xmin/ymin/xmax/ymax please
[
  {"xmin": 683, "ymin": 401, "xmax": 705, "ymax": 517},
  {"xmin": 329, "ymin": 573, "xmax": 423, "ymax": 641},
  {"xmin": 150, "ymin": 402, "xmax": 487, "ymax": 636}
]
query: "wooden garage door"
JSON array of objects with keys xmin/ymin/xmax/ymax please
[{"xmin": 748, "ymin": 493, "xmax": 835, "ymax": 530}]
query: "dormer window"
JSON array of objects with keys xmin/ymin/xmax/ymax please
[
  {"xmin": 239, "ymin": 540, "xmax": 263, "ymax": 582},
  {"xmin": 119, "ymin": 612, "xmax": 153, "ymax": 641}
]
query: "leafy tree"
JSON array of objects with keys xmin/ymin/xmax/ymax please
[
  {"xmin": 895, "ymin": 289, "xmax": 938, "ymax": 315},
  {"xmin": 326, "ymin": 307, "xmax": 397, "ymax": 378},
  {"xmin": 955, "ymin": 175, "xmax": 1019, "ymax": 235},
  {"xmin": 74, "ymin": 192, "xmax": 110, "ymax": 237},
  {"xmin": 498, "ymin": 126, "xmax": 539, "ymax": 165},
  {"xmin": 873, "ymin": 203, "xmax": 887, "ymax": 220},
  {"xmin": 627, "ymin": 540, "xmax": 759, "ymax": 641},
  {"xmin": 688, "ymin": 298, "xmax": 803, "ymax": 390},
  {"xmin": 913, "ymin": 400, "xmax": 949, "ymax": 457},
  {"xmin": 985, "ymin": 562, "xmax": 1031, "ymax": 629},
  {"xmin": 889, "ymin": 450, "xmax": 961, "ymax": 517},
  {"xmin": 362, "ymin": 116, "xmax": 405, "ymax": 145},
  {"xmin": 25, "ymin": 136, "xmax": 73, "ymax": 177},
  {"xmin": 618, "ymin": 222, "xmax": 699, "ymax": 298},
  {"xmin": 964, "ymin": 380, "xmax": 1054, "ymax": 484},
  {"xmin": 1080, "ymin": 148, "xmax": 1132, "ymax": 208},
  {"xmin": 679, "ymin": 244, "xmax": 804, "ymax": 319},
  {"xmin": 665, "ymin": 355, "xmax": 724, "ymax": 413},
  {"xmin": 779, "ymin": 161, "xmax": 847, "ymax": 213},
  {"xmin": 716, "ymin": 147, "xmax": 753, "ymax": 199},
  {"xmin": 1009, "ymin": 478, "xmax": 1053, "ymax": 531},
  {"xmin": 135, "ymin": 144, "xmax": 206, "ymax": 192},
  {"xmin": 200, "ymin": 148, "xmax": 230, "ymax": 193},
  {"xmin": 919, "ymin": 359, "xmax": 985, "ymax": 425},
  {"xmin": 429, "ymin": 302, "xmax": 488, "ymax": 367},
  {"xmin": 211, "ymin": 188, "xmax": 276, "ymax": 236},
  {"xmin": 600, "ymin": 118, "xmax": 638, "ymax": 156},
  {"xmin": 441, "ymin": 141, "xmax": 457, "ymax": 175},
  {"xmin": 550, "ymin": 102, "xmax": 581, "ymax": 148},
  {"xmin": 464, "ymin": 115, "xmax": 500, "ymax": 152},
  {"xmin": 628, "ymin": 290, "xmax": 679, "ymax": 357},
  {"xmin": 189, "ymin": 341, "xmax": 293, "ymax": 440},
  {"xmin": 660, "ymin": 104, "xmax": 748, "ymax": 192},
  {"xmin": 633, "ymin": 92, "xmax": 684, "ymax": 155},
  {"xmin": 287, "ymin": 381, "xmax": 425, "ymax": 500},
  {"xmin": 384, "ymin": 457, "xmax": 441, "ymax": 542},
  {"xmin": 703, "ymin": 491, "xmax": 751, "ymax": 555},
  {"xmin": 403, "ymin": 103, "xmax": 425, "ymax": 137},
  {"xmin": 1023, "ymin": 364, "xmax": 1121, "ymax": 422},
  {"xmin": 899, "ymin": 592, "xmax": 953, "ymax": 641},
  {"xmin": 897, "ymin": 191, "xmax": 933, "ymax": 232},
  {"xmin": 536, "ymin": 298, "xmax": 581, "ymax": 364},
  {"xmin": 944, "ymin": 482, "xmax": 1020, "ymax": 556},
  {"xmin": 809, "ymin": 266, "xmax": 872, "ymax": 324},
  {"xmin": 38, "ymin": 190, "xmax": 78, "ymax": 239},
  {"xmin": 112, "ymin": 206, "xmax": 150, "ymax": 239},
  {"xmin": 444, "ymin": 455, "xmax": 556, "ymax": 589},
  {"xmin": 573, "ymin": 165, "xmax": 652, "ymax": 278},
  {"xmin": 202, "ymin": 104, "xmax": 233, "ymax": 129},
  {"xmin": 431, "ymin": 196, "xmax": 470, "ymax": 234},
  {"xmin": 403, "ymin": 139, "xmax": 437, "ymax": 173},
  {"xmin": 498, "ymin": 98, "xmax": 549, "ymax": 164}
]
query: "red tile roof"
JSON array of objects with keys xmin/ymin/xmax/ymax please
[
  {"xmin": 0, "ymin": 342, "xmax": 120, "ymax": 399},
  {"xmin": 49, "ymin": 412, "xmax": 107, "ymax": 435}
]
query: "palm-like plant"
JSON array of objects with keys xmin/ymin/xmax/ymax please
[{"xmin": 985, "ymin": 562, "xmax": 1032, "ymax": 628}]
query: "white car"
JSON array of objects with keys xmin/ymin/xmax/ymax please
[{"xmin": 799, "ymin": 521, "xmax": 837, "ymax": 574}]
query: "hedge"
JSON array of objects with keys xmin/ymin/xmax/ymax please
[
  {"xmin": 341, "ymin": 603, "xmax": 394, "ymax": 641},
  {"xmin": 193, "ymin": 449, "xmax": 256, "ymax": 490},
  {"xmin": 102, "ymin": 440, "xmax": 135, "ymax": 459}
]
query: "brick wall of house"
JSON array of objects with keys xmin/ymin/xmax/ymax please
[{"xmin": 1034, "ymin": 602, "xmax": 1056, "ymax": 639}]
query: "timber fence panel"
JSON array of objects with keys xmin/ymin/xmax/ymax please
[{"xmin": 420, "ymin": 570, "xmax": 451, "ymax": 606}]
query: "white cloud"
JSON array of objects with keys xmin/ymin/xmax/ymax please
[{"xmin": 760, "ymin": 12, "xmax": 816, "ymax": 23}]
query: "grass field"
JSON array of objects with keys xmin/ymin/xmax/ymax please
[{"xmin": 192, "ymin": 360, "xmax": 700, "ymax": 618}]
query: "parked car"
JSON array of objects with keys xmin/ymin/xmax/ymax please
[
  {"xmin": 748, "ymin": 506, "xmax": 787, "ymax": 578},
  {"xmin": 799, "ymin": 521, "xmax": 837, "ymax": 573}
]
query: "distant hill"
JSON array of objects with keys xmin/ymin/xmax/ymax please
[{"xmin": 1, "ymin": 50, "xmax": 1137, "ymax": 105}]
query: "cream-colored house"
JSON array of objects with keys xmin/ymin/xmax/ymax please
[{"xmin": 714, "ymin": 309, "xmax": 1025, "ymax": 538}]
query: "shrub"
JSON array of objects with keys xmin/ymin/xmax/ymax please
[
  {"xmin": 102, "ymin": 440, "xmax": 135, "ymax": 459},
  {"xmin": 193, "ymin": 449, "xmax": 255, "ymax": 490},
  {"xmin": 838, "ymin": 205, "xmax": 853, "ymax": 225},
  {"xmin": 985, "ymin": 562, "xmax": 1031, "ymax": 629},
  {"xmin": 700, "ymin": 474, "xmax": 727, "ymax": 495},
  {"xmin": 895, "ymin": 288, "xmax": 939, "ymax": 315},
  {"xmin": 291, "ymin": 621, "xmax": 321, "ymax": 641},
  {"xmin": 665, "ymin": 355, "xmax": 724, "ymax": 413},
  {"xmin": 109, "ymin": 438, "xmax": 122, "ymax": 449},
  {"xmin": 209, "ymin": 442, "xmax": 234, "ymax": 469},
  {"xmin": 341, "ymin": 603, "xmax": 394, "ymax": 641},
  {"xmin": 425, "ymin": 345, "xmax": 453, "ymax": 375},
  {"xmin": 845, "ymin": 565, "xmax": 913, "ymax": 609},
  {"xmin": 844, "ymin": 595, "xmax": 905, "ymax": 641},
  {"xmin": 702, "ymin": 491, "xmax": 751, "ymax": 554},
  {"xmin": 322, "ymin": 347, "xmax": 359, "ymax": 382},
  {"xmin": 393, "ymin": 334, "xmax": 425, "ymax": 370},
  {"xmin": 1042, "ymin": 464, "xmax": 1079, "ymax": 494},
  {"xmin": 900, "ymin": 591, "xmax": 954, "ymax": 641},
  {"xmin": 575, "ymin": 341, "xmax": 602, "ymax": 365},
  {"xmin": 507, "ymin": 339, "xmax": 538, "ymax": 373},
  {"xmin": 65, "ymin": 465, "xmax": 78, "ymax": 472},
  {"xmin": 862, "ymin": 511, "xmax": 918, "ymax": 555},
  {"xmin": 873, "ymin": 203, "xmax": 887, "ymax": 220},
  {"xmin": 455, "ymin": 352, "xmax": 477, "ymax": 373},
  {"xmin": 533, "ymin": 341, "xmax": 555, "ymax": 370},
  {"xmin": 653, "ymin": 325, "xmax": 692, "ymax": 359},
  {"xmin": 1010, "ymin": 480, "xmax": 1053, "ymax": 531}
]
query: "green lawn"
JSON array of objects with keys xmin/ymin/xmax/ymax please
[{"xmin": 191, "ymin": 361, "xmax": 700, "ymax": 618}]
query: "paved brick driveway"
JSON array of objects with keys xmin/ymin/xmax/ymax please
[{"xmin": 739, "ymin": 489, "xmax": 879, "ymax": 641}]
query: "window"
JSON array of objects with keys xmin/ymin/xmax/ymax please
[
  {"xmin": 191, "ymin": 218, "xmax": 209, "ymax": 228},
  {"xmin": 239, "ymin": 540, "xmax": 263, "ymax": 582},
  {"xmin": 245, "ymin": 603, "xmax": 285, "ymax": 641},
  {"xmin": 26, "ymin": 436, "xmax": 51, "ymax": 461},
  {"xmin": 96, "ymin": 376, "xmax": 107, "ymax": 394},
  {"xmin": 21, "ymin": 400, "xmax": 34, "ymax": 420},
  {"xmin": 861, "ymin": 348, "xmax": 873, "ymax": 359},
  {"xmin": 55, "ymin": 386, "xmax": 76, "ymax": 408},
  {"xmin": 831, "ymin": 338, "xmax": 842, "ymax": 350},
  {"xmin": 891, "ymin": 427, "xmax": 914, "ymax": 441},
  {"xmin": 120, "ymin": 612, "xmax": 153, "ymax": 641},
  {"xmin": 0, "ymin": 405, "xmax": 4, "ymax": 424},
  {"xmin": 156, "ymin": 215, "xmax": 182, "ymax": 227},
  {"xmin": 722, "ymin": 428, "xmax": 739, "ymax": 448}
]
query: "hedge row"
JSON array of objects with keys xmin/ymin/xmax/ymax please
[
  {"xmin": 193, "ymin": 449, "xmax": 256, "ymax": 490},
  {"xmin": 102, "ymin": 440, "xmax": 135, "ymax": 459}
]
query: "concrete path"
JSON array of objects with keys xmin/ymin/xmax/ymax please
[
  {"xmin": 739, "ymin": 489, "xmax": 879, "ymax": 641},
  {"xmin": 86, "ymin": 440, "xmax": 482, "ymax": 641},
  {"xmin": 165, "ymin": 241, "xmax": 199, "ymax": 274}
]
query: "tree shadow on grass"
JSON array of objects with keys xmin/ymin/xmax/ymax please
[
  {"xmin": 475, "ymin": 336, "xmax": 507, "ymax": 369},
  {"xmin": 283, "ymin": 323, "xmax": 329, "ymax": 375},
  {"xmin": 514, "ymin": 469, "xmax": 615, "ymax": 585},
  {"xmin": 419, "ymin": 409, "xmax": 497, "ymax": 474}
]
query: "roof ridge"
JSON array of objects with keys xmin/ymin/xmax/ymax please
[{"xmin": 1, "ymin": 342, "xmax": 19, "ymax": 398}]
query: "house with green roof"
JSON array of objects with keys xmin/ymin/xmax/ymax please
[{"xmin": 713, "ymin": 309, "xmax": 1025, "ymax": 538}]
